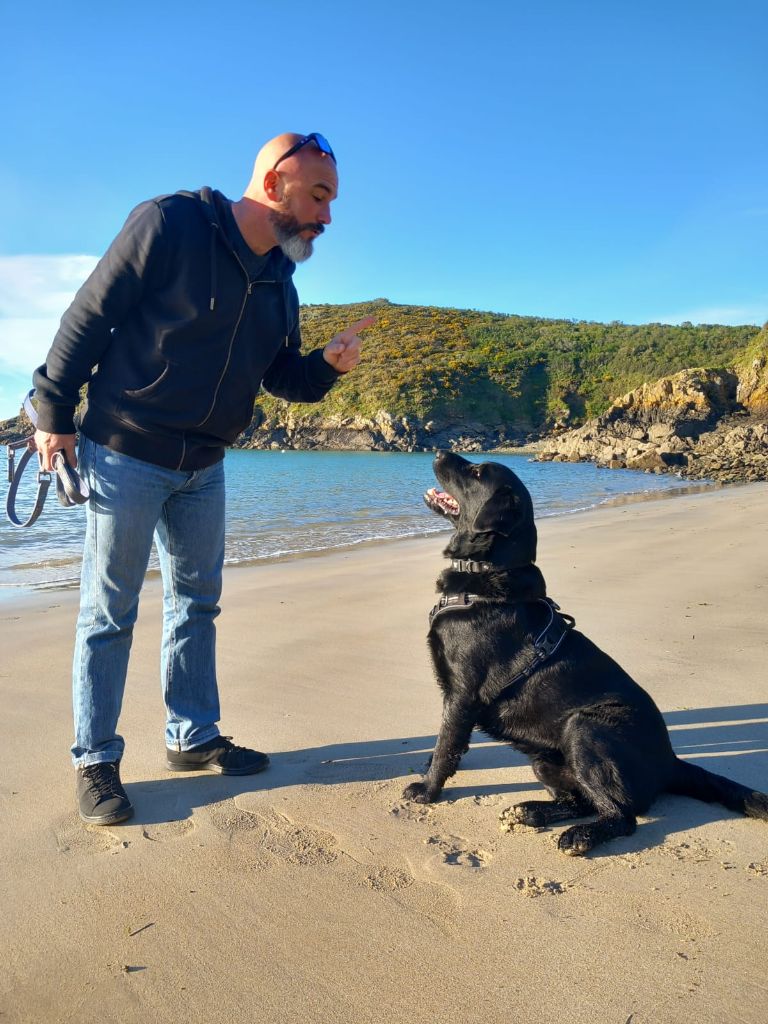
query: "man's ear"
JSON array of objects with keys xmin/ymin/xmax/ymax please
[
  {"xmin": 472, "ymin": 486, "xmax": 519, "ymax": 536},
  {"xmin": 263, "ymin": 169, "xmax": 282, "ymax": 201}
]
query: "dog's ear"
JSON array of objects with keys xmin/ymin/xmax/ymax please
[{"xmin": 472, "ymin": 486, "xmax": 519, "ymax": 536}]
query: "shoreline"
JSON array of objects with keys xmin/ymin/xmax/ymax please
[{"xmin": 1, "ymin": 473, "xmax": 726, "ymax": 603}]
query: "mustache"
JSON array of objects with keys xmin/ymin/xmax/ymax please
[{"xmin": 297, "ymin": 223, "xmax": 324, "ymax": 235}]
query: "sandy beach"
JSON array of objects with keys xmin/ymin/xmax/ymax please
[{"xmin": 1, "ymin": 482, "xmax": 767, "ymax": 1024}]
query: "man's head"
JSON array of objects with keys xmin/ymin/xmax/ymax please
[{"xmin": 243, "ymin": 132, "xmax": 339, "ymax": 261}]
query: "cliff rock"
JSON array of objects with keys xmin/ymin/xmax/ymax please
[{"xmin": 537, "ymin": 367, "xmax": 768, "ymax": 482}]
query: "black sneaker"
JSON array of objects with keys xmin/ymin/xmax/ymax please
[
  {"xmin": 77, "ymin": 761, "xmax": 134, "ymax": 825},
  {"xmin": 166, "ymin": 736, "xmax": 270, "ymax": 776}
]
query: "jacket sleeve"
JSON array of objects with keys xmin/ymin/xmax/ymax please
[
  {"xmin": 32, "ymin": 200, "xmax": 168, "ymax": 434},
  {"xmin": 260, "ymin": 281, "xmax": 342, "ymax": 403}
]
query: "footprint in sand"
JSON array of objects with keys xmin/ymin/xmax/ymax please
[
  {"xmin": 389, "ymin": 800, "xmax": 434, "ymax": 824},
  {"xmin": 473, "ymin": 794, "xmax": 505, "ymax": 807},
  {"xmin": 362, "ymin": 866, "xmax": 415, "ymax": 892},
  {"xmin": 52, "ymin": 816, "xmax": 131, "ymax": 855},
  {"xmin": 424, "ymin": 834, "xmax": 491, "ymax": 868},
  {"xmin": 208, "ymin": 801, "xmax": 338, "ymax": 868},
  {"xmin": 513, "ymin": 876, "xmax": 570, "ymax": 897},
  {"xmin": 140, "ymin": 819, "xmax": 195, "ymax": 842},
  {"xmin": 662, "ymin": 839, "xmax": 714, "ymax": 864}
]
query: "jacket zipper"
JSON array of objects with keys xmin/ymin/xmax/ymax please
[{"xmin": 194, "ymin": 250, "xmax": 277, "ymax": 433}]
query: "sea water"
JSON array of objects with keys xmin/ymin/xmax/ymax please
[{"xmin": 1, "ymin": 448, "xmax": 703, "ymax": 594}]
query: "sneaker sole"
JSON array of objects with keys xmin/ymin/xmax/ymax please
[
  {"xmin": 79, "ymin": 806, "xmax": 134, "ymax": 826},
  {"xmin": 165, "ymin": 757, "xmax": 270, "ymax": 777}
]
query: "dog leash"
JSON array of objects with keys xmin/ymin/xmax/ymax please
[{"xmin": 5, "ymin": 389, "xmax": 90, "ymax": 528}]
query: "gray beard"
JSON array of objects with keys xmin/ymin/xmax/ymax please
[{"xmin": 269, "ymin": 209, "xmax": 322, "ymax": 263}]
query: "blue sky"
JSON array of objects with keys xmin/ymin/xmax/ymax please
[{"xmin": 1, "ymin": 0, "xmax": 766, "ymax": 419}]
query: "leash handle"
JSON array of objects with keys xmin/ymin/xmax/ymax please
[
  {"xmin": 52, "ymin": 450, "xmax": 90, "ymax": 506},
  {"xmin": 5, "ymin": 390, "xmax": 90, "ymax": 526}
]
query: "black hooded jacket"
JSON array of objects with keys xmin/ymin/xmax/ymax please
[{"xmin": 32, "ymin": 187, "xmax": 341, "ymax": 470}]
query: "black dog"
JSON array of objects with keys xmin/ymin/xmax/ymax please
[{"xmin": 403, "ymin": 451, "xmax": 768, "ymax": 855}]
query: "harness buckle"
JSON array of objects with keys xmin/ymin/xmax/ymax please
[{"xmin": 535, "ymin": 634, "xmax": 559, "ymax": 658}]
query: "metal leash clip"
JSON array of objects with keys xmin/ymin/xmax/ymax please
[{"xmin": 5, "ymin": 389, "xmax": 90, "ymax": 528}]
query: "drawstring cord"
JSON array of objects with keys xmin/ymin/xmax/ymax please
[{"xmin": 209, "ymin": 222, "xmax": 219, "ymax": 311}]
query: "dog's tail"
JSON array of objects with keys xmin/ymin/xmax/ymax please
[{"xmin": 667, "ymin": 757, "xmax": 768, "ymax": 820}]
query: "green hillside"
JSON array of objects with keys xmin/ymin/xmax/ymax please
[{"xmin": 259, "ymin": 299, "xmax": 761, "ymax": 431}]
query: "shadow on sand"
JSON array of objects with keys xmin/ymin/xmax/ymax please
[{"xmin": 122, "ymin": 703, "xmax": 768, "ymax": 851}]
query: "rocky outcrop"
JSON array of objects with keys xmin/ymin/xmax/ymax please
[
  {"xmin": 237, "ymin": 409, "xmax": 531, "ymax": 453},
  {"xmin": 0, "ymin": 412, "xmax": 33, "ymax": 446},
  {"xmin": 537, "ymin": 368, "xmax": 768, "ymax": 483},
  {"xmin": 736, "ymin": 329, "xmax": 768, "ymax": 414}
]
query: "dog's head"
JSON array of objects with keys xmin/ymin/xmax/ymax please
[{"xmin": 424, "ymin": 451, "xmax": 537, "ymax": 566}]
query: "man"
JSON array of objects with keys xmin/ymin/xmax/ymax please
[{"xmin": 32, "ymin": 132, "xmax": 373, "ymax": 826}]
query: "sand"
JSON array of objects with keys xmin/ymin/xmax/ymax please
[{"xmin": 1, "ymin": 482, "xmax": 767, "ymax": 1023}]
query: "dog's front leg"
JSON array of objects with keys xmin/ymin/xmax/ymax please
[{"xmin": 403, "ymin": 697, "xmax": 477, "ymax": 803}]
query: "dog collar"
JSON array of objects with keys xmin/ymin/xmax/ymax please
[{"xmin": 450, "ymin": 558, "xmax": 493, "ymax": 573}]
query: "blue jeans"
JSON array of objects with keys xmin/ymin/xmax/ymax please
[{"xmin": 72, "ymin": 436, "xmax": 225, "ymax": 767}]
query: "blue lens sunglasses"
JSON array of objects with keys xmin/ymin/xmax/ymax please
[{"xmin": 272, "ymin": 133, "xmax": 336, "ymax": 171}]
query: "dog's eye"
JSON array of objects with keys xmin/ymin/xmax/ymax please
[{"xmin": 470, "ymin": 465, "xmax": 482, "ymax": 477}]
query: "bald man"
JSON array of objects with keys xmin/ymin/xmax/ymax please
[{"xmin": 32, "ymin": 133, "xmax": 373, "ymax": 826}]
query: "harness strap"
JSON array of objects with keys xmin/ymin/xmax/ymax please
[
  {"xmin": 428, "ymin": 589, "xmax": 576, "ymax": 703},
  {"xmin": 479, "ymin": 598, "xmax": 575, "ymax": 704},
  {"xmin": 429, "ymin": 590, "xmax": 481, "ymax": 623}
]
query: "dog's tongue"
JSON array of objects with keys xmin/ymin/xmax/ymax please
[{"xmin": 426, "ymin": 487, "xmax": 460, "ymax": 514}]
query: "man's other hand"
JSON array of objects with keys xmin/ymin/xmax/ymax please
[
  {"xmin": 33, "ymin": 430, "xmax": 78, "ymax": 472},
  {"xmin": 323, "ymin": 316, "xmax": 375, "ymax": 373}
]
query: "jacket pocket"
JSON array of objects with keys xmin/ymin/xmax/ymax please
[{"xmin": 123, "ymin": 364, "xmax": 172, "ymax": 399}]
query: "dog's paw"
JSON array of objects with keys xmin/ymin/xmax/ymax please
[
  {"xmin": 511, "ymin": 802, "xmax": 547, "ymax": 828},
  {"xmin": 557, "ymin": 824, "xmax": 595, "ymax": 857},
  {"xmin": 402, "ymin": 781, "xmax": 438, "ymax": 804}
]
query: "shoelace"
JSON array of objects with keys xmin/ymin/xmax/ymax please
[
  {"xmin": 217, "ymin": 737, "xmax": 248, "ymax": 759},
  {"xmin": 82, "ymin": 764, "xmax": 122, "ymax": 800}
]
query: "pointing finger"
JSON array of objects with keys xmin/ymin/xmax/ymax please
[{"xmin": 341, "ymin": 316, "xmax": 376, "ymax": 337}]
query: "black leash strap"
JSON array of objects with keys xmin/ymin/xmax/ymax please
[
  {"xmin": 5, "ymin": 389, "xmax": 90, "ymax": 528},
  {"xmin": 6, "ymin": 441, "xmax": 51, "ymax": 527}
]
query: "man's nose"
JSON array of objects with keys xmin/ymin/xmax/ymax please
[{"xmin": 318, "ymin": 203, "xmax": 332, "ymax": 226}]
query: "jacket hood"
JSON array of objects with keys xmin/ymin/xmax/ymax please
[{"xmin": 176, "ymin": 186, "xmax": 296, "ymax": 310}]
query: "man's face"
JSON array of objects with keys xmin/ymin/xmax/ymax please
[{"xmin": 269, "ymin": 154, "xmax": 338, "ymax": 262}]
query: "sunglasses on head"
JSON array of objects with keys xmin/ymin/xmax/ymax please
[{"xmin": 272, "ymin": 133, "xmax": 336, "ymax": 171}]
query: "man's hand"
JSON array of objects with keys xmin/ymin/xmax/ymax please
[
  {"xmin": 323, "ymin": 316, "xmax": 375, "ymax": 373},
  {"xmin": 33, "ymin": 430, "xmax": 78, "ymax": 471}
]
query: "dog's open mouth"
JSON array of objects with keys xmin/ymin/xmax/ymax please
[{"xmin": 424, "ymin": 487, "xmax": 460, "ymax": 517}]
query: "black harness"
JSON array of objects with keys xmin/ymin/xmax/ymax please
[{"xmin": 429, "ymin": 559, "xmax": 576, "ymax": 704}]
